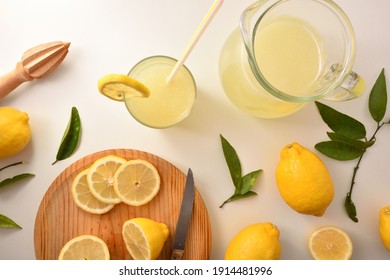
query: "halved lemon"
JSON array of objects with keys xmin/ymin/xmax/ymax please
[
  {"xmin": 113, "ymin": 159, "xmax": 160, "ymax": 206},
  {"xmin": 308, "ymin": 225, "xmax": 353, "ymax": 260},
  {"xmin": 71, "ymin": 169, "xmax": 115, "ymax": 214},
  {"xmin": 98, "ymin": 74, "xmax": 150, "ymax": 101},
  {"xmin": 122, "ymin": 218, "xmax": 169, "ymax": 260},
  {"xmin": 87, "ymin": 155, "xmax": 127, "ymax": 204},
  {"xmin": 58, "ymin": 235, "xmax": 110, "ymax": 260}
]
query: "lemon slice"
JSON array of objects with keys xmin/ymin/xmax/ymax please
[
  {"xmin": 58, "ymin": 235, "xmax": 110, "ymax": 260},
  {"xmin": 114, "ymin": 159, "xmax": 160, "ymax": 206},
  {"xmin": 87, "ymin": 155, "xmax": 127, "ymax": 204},
  {"xmin": 71, "ymin": 169, "xmax": 115, "ymax": 214},
  {"xmin": 122, "ymin": 218, "xmax": 169, "ymax": 260},
  {"xmin": 308, "ymin": 225, "xmax": 353, "ymax": 260},
  {"xmin": 98, "ymin": 74, "xmax": 150, "ymax": 101}
]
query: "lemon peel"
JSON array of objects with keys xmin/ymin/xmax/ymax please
[
  {"xmin": 379, "ymin": 205, "xmax": 390, "ymax": 252},
  {"xmin": 276, "ymin": 142, "xmax": 334, "ymax": 217},
  {"xmin": 224, "ymin": 222, "xmax": 281, "ymax": 260},
  {"xmin": 0, "ymin": 107, "xmax": 31, "ymax": 159}
]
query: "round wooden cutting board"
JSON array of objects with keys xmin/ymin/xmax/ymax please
[{"xmin": 34, "ymin": 149, "xmax": 212, "ymax": 260}]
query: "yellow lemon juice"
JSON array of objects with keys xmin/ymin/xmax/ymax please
[
  {"xmin": 125, "ymin": 56, "xmax": 196, "ymax": 128},
  {"xmin": 219, "ymin": 17, "xmax": 324, "ymax": 118}
]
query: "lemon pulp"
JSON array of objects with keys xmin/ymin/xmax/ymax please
[
  {"xmin": 114, "ymin": 159, "xmax": 160, "ymax": 206},
  {"xmin": 58, "ymin": 235, "xmax": 110, "ymax": 260},
  {"xmin": 122, "ymin": 218, "xmax": 169, "ymax": 260},
  {"xmin": 308, "ymin": 226, "xmax": 353, "ymax": 260}
]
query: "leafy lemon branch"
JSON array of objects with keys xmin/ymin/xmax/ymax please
[{"xmin": 315, "ymin": 69, "xmax": 388, "ymax": 222}]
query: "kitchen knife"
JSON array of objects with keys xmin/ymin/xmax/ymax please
[{"xmin": 171, "ymin": 168, "xmax": 195, "ymax": 260}]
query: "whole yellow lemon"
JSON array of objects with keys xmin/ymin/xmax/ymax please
[
  {"xmin": 275, "ymin": 142, "xmax": 334, "ymax": 217},
  {"xmin": 224, "ymin": 222, "xmax": 281, "ymax": 260},
  {"xmin": 0, "ymin": 107, "xmax": 31, "ymax": 159},
  {"xmin": 379, "ymin": 205, "xmax": 390, "ymax": 252}
]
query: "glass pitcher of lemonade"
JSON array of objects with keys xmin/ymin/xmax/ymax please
[{"xmin": 219, "ymin": 0, "xmax": 366, "ymax": 118}]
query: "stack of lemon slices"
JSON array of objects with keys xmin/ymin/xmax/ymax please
[
  {"xmin": 71, "ymin": 155, "xmax": 160, "ymax": 214},
  {"xmin": 59, "ymin": 155, "xmax": 164, "ymax": 260}
]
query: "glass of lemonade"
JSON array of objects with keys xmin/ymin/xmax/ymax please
[{"xmin": 124, "ymin": 56, "xmax": 197, "ymax": 128}]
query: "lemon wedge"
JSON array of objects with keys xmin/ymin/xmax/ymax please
[
  {"xmin": 114, "ymin": 159, "xmax": 160, "ymax": 206},
  {"xmin": 58, "ymin": 235, "xmax": 110, "ymax": 260},
  {"xmin": 98, "ymin": 74, "xmax": 150, "ymax": 101},
  {"xmin": 71, "ymin": 169, "xmax": 115, "ymax": 214}
]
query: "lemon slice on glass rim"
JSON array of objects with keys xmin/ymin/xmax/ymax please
[{"xmin": 98, "ymin": 74, "xmax": 150, "ymax": 101}]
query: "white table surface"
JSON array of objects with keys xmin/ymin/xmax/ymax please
[{"xmin": 1, "ymin": 0, "xmax": 390, "ymax": 260}]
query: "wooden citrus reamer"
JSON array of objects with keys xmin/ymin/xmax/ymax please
[{"xmin": 0, "ymin": 41, "xmax": 70, "ymax": 99}]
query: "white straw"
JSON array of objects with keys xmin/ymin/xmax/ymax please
[{"xmin": 167, "ymin": 0, "xmax": 224, "ymax": 83}]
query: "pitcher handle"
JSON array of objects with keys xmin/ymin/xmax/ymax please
[{"xmin": 324, "ymin": 70, "xmax": 366, "ymax": 102}]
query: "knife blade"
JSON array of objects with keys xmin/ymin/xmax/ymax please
[{"xmin": 171, "ymin": 168, "xmax": 195, "ymax": 260}]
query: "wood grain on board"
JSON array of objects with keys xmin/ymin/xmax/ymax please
[{"xmin": 34, "ymin": 149, "xmax": 211, "ymax": 260}]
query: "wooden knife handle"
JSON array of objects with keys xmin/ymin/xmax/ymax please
[
  {"xmin": 0, "ymin": 62, "xmax": 32, "ymax": 99},
  {"xmin": 170, "ymin": 249, "xmax": 184, "ymax": 260}
]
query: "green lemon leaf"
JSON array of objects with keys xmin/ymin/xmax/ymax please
[
  {"xmin": 326, "ymin": 132, "xmax": 375, "ymax": 149},
  {"xmin": 52, "ymin": 107, "xmax": 82, "ymax": 165},
  {"xmin": 369, "ymin": 69, "xmax": 387, "ymax": 123},
  {"xmin": 345, "ymin": 194, "xmax": 358, "ymax": 223},
  {"xmin": 220, "ymin": 134, "xmax": 242, "ymax": 189},
  {"xmin": 0, "ymin": 173, "xmax": 35, "ymax": 189},
  {"xmin": 315, "ymin": 101, "xmax": 366, "ymax": 139},
  {"xmin": 0, "ymin": 214, "xmax": 22, "ymax": 229},
  {"xmin": 219, "ymin": 191, "xmax": 257, "ymax": 208},
  {"xmin": 219, "ymin": 134, "xmax": 262, "ymax": 208},
  {"xmin": 241, "ymin": 169, "xmax": 262, "ymax": 194},
  {"xmin": 315, "ymin": 141, "xmax": 364, "ymax": 160}
]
